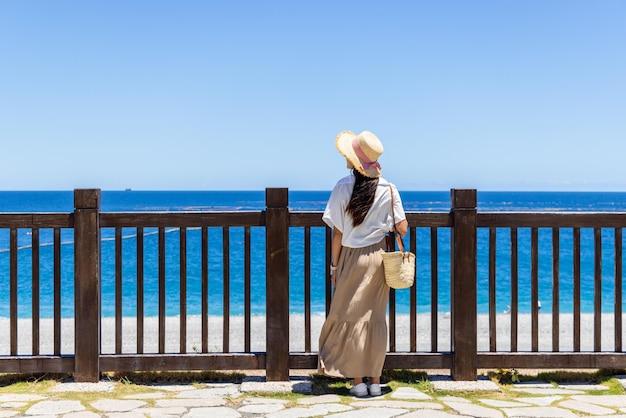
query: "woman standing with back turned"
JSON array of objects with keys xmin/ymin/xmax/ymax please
[{"xmin": 318, "ymin": 130, "xmax": 408, "ymax": 397}]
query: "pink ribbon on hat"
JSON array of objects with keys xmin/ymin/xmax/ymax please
[{"xmin": 352, "ymin": 138, "xmax": 381, "ymax": 171}]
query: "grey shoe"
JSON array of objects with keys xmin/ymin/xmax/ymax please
[
  {"xmin": 368, "ymin": 383, "xmax": 382, "ymax": 396},
  {"xmin": 349, "ymin": 382, "xmax": 368, "ymax": 397}
]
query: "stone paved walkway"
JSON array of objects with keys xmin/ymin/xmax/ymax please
[{"xmin": 2, "ymin": 375, "xmax": 626, "ymax": 417}]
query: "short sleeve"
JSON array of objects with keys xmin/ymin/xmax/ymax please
[
  {"xmin": 322, "ymin": 183, "xmax": 347, "ymax": 232},
  {"xmin": 381, "ymin": 183, "xmax": 406, "ymax": 233},
  {"xmin": 391, "ymin": 184, "xmax": 406, "ymax": 225}
]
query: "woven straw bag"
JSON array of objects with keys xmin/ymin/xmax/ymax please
[
  {"xmin": 382, "ymin": 246, "xmax": 415, "ymax": 289},
  {"xmin": 382, "ymin": 186, "xmax": 415, "ymax": 289}
]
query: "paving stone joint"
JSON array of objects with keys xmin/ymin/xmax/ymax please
[{"xmin": 1, "ymin": 374, "xmax": 626, "ymax": 417}]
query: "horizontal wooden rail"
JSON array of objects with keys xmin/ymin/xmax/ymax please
[
  {"xmin": 0, "ymin": 356, "xmax": 74, "ymax": 373},
  {"xmin": 406, "ymin": 212, "xmax": 452, "ymax": 227},
  {"xmin": 289, "ymin": 353, "xmax": 453, "ymax": 370},
  {"xmin": 478, "ymin": 353, "xmax": 626, "ymax": 369},
  {"xmin": 100, "ymin": 353, "xmax": 266, "ymax": 372},
  {"xmin": 0, "ymin": 213, "xmax": 73, "ymax": 228},
  {"xmin": 478, "ymin": 212, "xmax": 626, "ymax": 228},
  {"xmin": 100, "ymin": 212, "xmax": 265, "ymax": 228}
]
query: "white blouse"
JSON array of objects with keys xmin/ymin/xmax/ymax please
[{"xmin": 322, "ymin": 175, "xmax": 406, "ymax": 248}]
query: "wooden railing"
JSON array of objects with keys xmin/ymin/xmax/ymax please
[{"xmin": 1, "ymin": 188, "xmax": 626, "ymax": 382}]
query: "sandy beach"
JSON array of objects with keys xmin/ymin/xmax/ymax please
[{"xmin": 0, "ymin": 313, "xmax": 621, "ymax": 356}]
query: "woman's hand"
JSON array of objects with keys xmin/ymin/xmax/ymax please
[{"xmin": 330, "ymin": 270, "xmax": 336, "ymax": 287}]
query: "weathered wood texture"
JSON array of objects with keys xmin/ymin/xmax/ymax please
[
  {"xmin": 450, "ymin": 189, "xmax": 478, "ymax": 380},
  {"xmin": 288, "ymin": 353, "xmax": 452, "ymax": 370},
  {"xmin": 3, "ymin": 188, "xmax": 626, "ymax": 381},
  {"xmin": 0, "ymin": 356, "xmax": 74, "ymax": 373},
  {"xmin": 479, "ymin": 353, "xmax": 626, "ymax": 369},
  {"xmin": 100, "ymin": 353, "xmax": 266, "ymax": 371},
  {"xmin": 265, "ymin": 188, "xmax": 290, "ymax": 381},
  {"xmin": 73, "ymin": 189, "xmax": 101, "ymax": 382}
]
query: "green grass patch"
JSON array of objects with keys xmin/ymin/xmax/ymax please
[
  {"xmin": 536, "ymin": 368, "xmax": 625, "ymax": 384},
  {"xmin": 0, "ymin": 373, "xmax": 71, "ymax": 388},
  {"xmin": 382, "ymin": 369, "xmax": 429, "ymax": 384},
  {"xmin": 103, "ymin": 370, "xmax": 246, "ymax": 385},
  {"xmin": 485, "ymin": 368, "xmax": 626, "ymax": 398},
  {"xmin": 595, "ymin": 378, "xmax": 624, "ymax": 395},
  {"xmin": 309, "ymin": 373, "xmax": 351, "ymax": 396},
  {"xmin": 238, "ymin": 390, "xmax": 303, "ymax": 405},
  {"xmin": 310, "ymin": 369, "xmax": 431, "ymax": 397}
]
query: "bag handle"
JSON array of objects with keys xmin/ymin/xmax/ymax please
[{"xmin": 389, "ymin": 185, "xmax": 406, "ymax": 253}]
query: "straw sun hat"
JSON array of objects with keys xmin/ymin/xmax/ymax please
[{"xmin": 335, "ymin": 130, "xmax": 384, "ymax": 178}]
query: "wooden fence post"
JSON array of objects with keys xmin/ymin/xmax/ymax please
[
  {"xmin": 74, "ymin": 189, "xmax": 101, "ymax": 382},
  {"xmin": 265, "ymin": 188, "xmax": 290, "ymax": 381},
  {"xmin": 450, "ymin": 189, "xmax": 477, "ymax": 380}
]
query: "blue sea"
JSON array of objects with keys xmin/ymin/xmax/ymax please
[{"xmin": 2, "ymin": 190, "xmax": 626, "ymax": 319}]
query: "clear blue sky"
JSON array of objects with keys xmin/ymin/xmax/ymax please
[{"xmin": 1, "ymin": 1, "xmax": 624, "ymax": 191}]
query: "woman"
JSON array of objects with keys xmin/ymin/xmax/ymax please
[{"xmin": 318, "ymin": 130, "xmax": 408, "ymax": 397}]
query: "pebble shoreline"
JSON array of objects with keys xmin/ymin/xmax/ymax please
[{"xmin": 1, "ymin": 313, "xmax": 618, "ymax": 355}]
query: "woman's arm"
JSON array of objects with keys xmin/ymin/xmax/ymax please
[
  {"xmin": 395, "ymin": 219, "xmax": 408, "ymax": 237},
  {"xmin": 391, "ymin": 184, "xmax": 408, "ymax": 237},
  {"xmin": 330, "ymin": 227, "xmax": 343, "ymax": 286}
]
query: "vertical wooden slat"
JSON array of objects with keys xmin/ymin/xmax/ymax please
[
  {"xmin": 201, "ymin": 227, "xmax": 209, "ymax": 353},
  {"xmin": 244, "ymin": 226, "xmax": 251, "ymax": 353},
  {"xmin": 552, "ymin": 228, "xmax": 560, "ymax": 352},
  {"xmin": 430, "ymin": 227, "xmax": 438, "ymax": 353},
  {"xmin": 137, "ymin": 227, "xmax": 144, "ymax": 354},
  {"xmin": 410, "ymin": 227, "xmax": 417, "ymax": 352},
  {"xmin": 180, "ymin": 227, "xmax": 187, "ymax": 354},
  {"xmin": 511, "ymin": 228, "xmax": 518, "ymax": 352},
  {"xmin": 223, "ymin": 227, "xmax": 230, "ymax": 353},
  {"xmin": 265, "ymin": 188, "xmax": 290, "ymax": 381},
  {"xmin": 115, "ymin": 227, "xmax": 123, "ymax": 354},
  {"xmin": 388, "ymin": 226, "xmax": 397, "ymax": 352},
  {"xmin": 74, "ymin": 189, "xmax": 101, "ymax": 382},
  {"xmin": 450, "ymin": 189, "xmax": 477, "ymax": 380},
  {"xmin": 489, "ymin": 227, "xmax": 496, "ymax": 352},
  {"xmin": 10, "ymin": 228, "xmax": 17, "ymax": 356},
  {"xmin": 573, "ymin": 227, "xmax": 581, "ymax": 351},
  {"xmin": 54, "ymin": 228, "xmax": 61, "ymax": 356},
  {"xmin": 594, "ymin": 227, "xmax": 602, "ymax": 352},
  {"xmin": 304, "ymin": 226, "xmax": 311, "ymax": 353},
  {"xmin": 531, "ymin": 227, "xmax": 539, "ymax": 352},
  {"xmin": 615, "ymin": 228, "xmax": 623, "ymax": 352},
  {"xmin": 389, "ymin": 287, "xmax": 396, "ymax": 352},
  {"xmin": 158, "ymin": 227, "xmax": 166, "ymax": 354},
  {"xmin": 32, "ymin": 228, "xmax": 40, "ymax": 355}
]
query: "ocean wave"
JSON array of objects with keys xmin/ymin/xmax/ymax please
[{"xmin": 0, "ymin": 227, "xmax": 189, "ymax": 253}]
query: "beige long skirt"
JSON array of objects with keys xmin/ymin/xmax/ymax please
[{"xmin": 318, "ymin": 239, "xmax": 389, "ymax": 378}]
